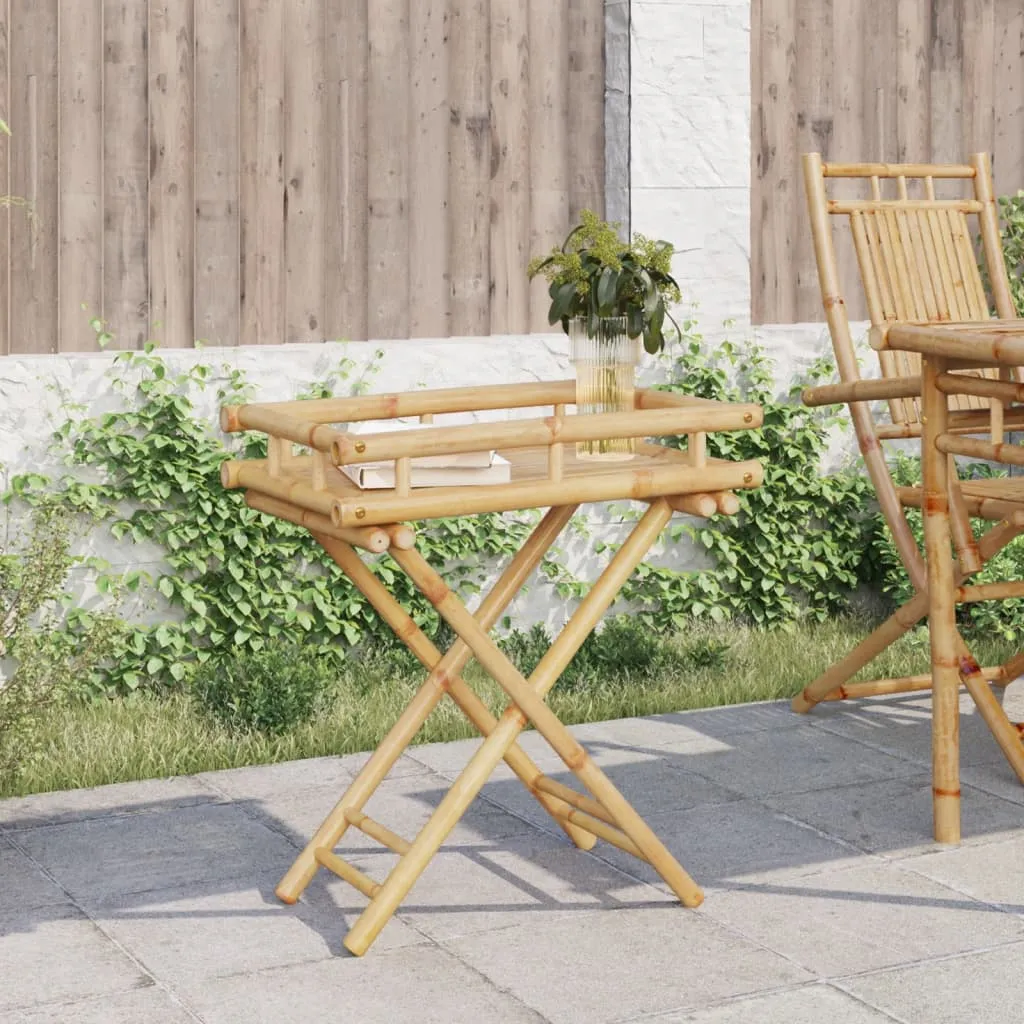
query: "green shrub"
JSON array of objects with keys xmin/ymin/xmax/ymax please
[
  {"xmin": 0, "ymin": 502, "xmax": 122, "ymax": 784},
  {"xmin": 191, "ymin": 642, "xmax": 336, "ymax": 735}
]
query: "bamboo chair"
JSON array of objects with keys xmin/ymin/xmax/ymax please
[{"xmin": 794, "ymin": 153, "xmax": 1024, "ymax": 808}]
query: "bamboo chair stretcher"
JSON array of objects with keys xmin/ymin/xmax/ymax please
[{"xmin": 222, "ymin": 381, "xmax": 763, "ymax": 955}]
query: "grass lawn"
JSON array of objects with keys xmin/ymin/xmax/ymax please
[{"xmin": 3, "ymin": 617, "xmax": 1017, "ymax": 799}]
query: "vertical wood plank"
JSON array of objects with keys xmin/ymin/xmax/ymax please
[
  {"xmin": 449, "ymin": 0, "xmax": 490, "ymax": 336},
  {"xmin": 750, "ymin": 0, "xmax": 763, "ymax": 324},
  {"xmin": 58, "ymin": 0, "xmax": 103, "ymax": 351},
  {"xmin": 240, "ymin": 0, "xmax": 285, "ymax": 345},
  {"xmin": 567, "ymin": 0, "xmax": 604, "ymax": 223},
  {"xmin": 896, "ymin": 0, "xmax": 931, "ymax": 162},
  {"xmin": 195, "ymin": 0, "xmax": 240, "ymax": 346},
  {"xmin": 284, "ymin": 0, "xmax": 325, "ymax": 343},
  {"xmin": 862, "ymin": 0, "xmax": 898, "ymax": 164},
  {"xmin": 149, "ymin": 1, "xmax": 195, "ymax": 349},
  {"xmin": 793, "ymin": 0, "xmax": 833, "ymax": 319},
  {"xmin": 9, "ymin": 0, "xmax": 58, "ymax": 354},
  {"xmin": 752, "ymin": 0, "xmax": 797, "ymax": 323},
  {"xmin": 528, "ymin": 0, "xmax": 569, "ymax": 332},
  {"xmin": 104, "ymin": 0, "xmax": 149, "ymax": 349},
  {"xmin": 409, "ymin": 0, "xmax": 449, "ymax": 337},
  {"xmin": 489, "ymin": 0, "xmax": 530, "ymax": 334},
  {"xmin": 993, "ymin": 0, "xmax": 1024, "ymax": 197},
  {"xmin": 930, "ymin": 0, "xmax": 964, "ymax": 181},
  {"xmin": 0, "ymin": 0, "xmax": 11, "ymax": 354},
  {"xmin": 324, "ymin": 0, "xmax": 368, "ymax": 341},
  {"xmin": 962, "ymin": 0, "xmax": 995, "ymax": 158},
  {"xmin": 367, "ymin": 0, "xmax": 410, "ymax": 339}
]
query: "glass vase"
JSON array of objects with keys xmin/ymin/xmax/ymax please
[{"xmin": 569, "ymin": 316, "xmax": 640, "ymax": 459}]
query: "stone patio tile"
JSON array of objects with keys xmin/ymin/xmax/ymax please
[
  {"xmin": 409, "ymin": 732, "xmax": 561, "ymax": 777},
  {"xmin": 14, "ymin": 802, "xmax": 298, "ymax": 902},
  {"xmin": 0, "ymin": 904, "xmax": 148, "ymax": 1013},
  {"xmin": 594, "ymin": 799, "xmax": 863, "ymax": 890},
  {"xmin": 252, "ymin": 772, "xmax": 540, "ymax": 857},
  {"xmin": 81, "ymin": 875, "xmax": 425, "ymax": 995},
  {"xmin": 348, "ymin": 830, "xmax": 674, "ymax": 944},
  {"xmin": 0, "ymin": 836, "xmax": 70, "ymax": 911},
  {"xmin": 195, "ymin": 755, "xmax": 355, "ymax": 802},
  {"xmin": 811, "ymin": 697, "xmax": 1017, "ymax": 771},
  {"xmin": 0, "ymin": 988, "xmax": 198, "ymax": 1024},
  {"xmin": 906, "ymin": 834, "xmax": 1024, "ymax": 918},
  {"xmin": 567, "ymin": 702, "xmax": 797, "ymax": 749},
  {"xmin": 960, "ymin": 759, "xmax": 1024, "ymax": 806},
  {"xmin": 476, "ymin": 758, "xmax": 738, "ymax": 839},
  {"xmin": 189, "ymin": 944, "xmax": 547, "ymax": 1024},
  {"xmin": 649, "ymin": 983, "xmax": 899, "ymax": 1023},
  {"xmin": 0, "ymin": 776, "xmax": 217, "ymax": 832},
  {"xmin": 659, "ymin": 722, "xmax": 920, "ymax": 800},
  {"xmin": 701, "ymin": 859, "xmax": 1024, "ymax": 977},
  {"xmin": 840, "ymin": 941, "xmax": 1024, "ymax": 1023},
  {"xmin": 764, "ymin": 774, "xmax": 1024, "ymax": 857},
  {"xmin": 445, "ymin": 906, "xmax": 814, "ymax": 1024}
]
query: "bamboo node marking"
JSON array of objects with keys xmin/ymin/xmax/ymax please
[
  {"xmin": 958, "ymin": 655, "xmax": 982, "ymax": 677},
  {"xmin": 933, "ymin": 786, "xmax": 961, "ymax": 798}
]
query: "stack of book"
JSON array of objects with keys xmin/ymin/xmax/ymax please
[{"xmin": 338, "ymin": 418, "xmax": 511, "ymax": 490}]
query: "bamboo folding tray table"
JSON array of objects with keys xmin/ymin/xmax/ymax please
[{"xmin": 219, "ymin": 379, "xmax": 764, "ymax": 955}]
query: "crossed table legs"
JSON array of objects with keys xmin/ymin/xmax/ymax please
[{"xmin": 275, "ymin": 499, "xmax": 703, "ymax": 956}]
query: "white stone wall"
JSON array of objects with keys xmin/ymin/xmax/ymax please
[{"xmin": 630, "ymin": 0, "xmax": 752, "ymax": 329}]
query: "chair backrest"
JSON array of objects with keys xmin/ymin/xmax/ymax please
[
  {"xmin": 802, "ymin": 153, "xmax": 1019, "ymax": 590},
  {"xmin": 803, "ymin": 153, "xmax": 1017, "ymax": 428}
]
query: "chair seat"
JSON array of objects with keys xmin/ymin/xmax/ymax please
[{"xmin": 898, "ymin": 478, "xmax": 1024, "ymax": 522}]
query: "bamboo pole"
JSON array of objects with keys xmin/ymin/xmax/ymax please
[
  {"xmin": 218, "ymin": 404, "xmax": 343, "ymax": 452},
  {"xmin": 937, "ymin": 435, "xmax": 1024, "ymax": 467},
  {"xmin": 885, "ymin": 323, "xmax": 1024, "ymax": 364},
  {"xmin": 921, "ymin": 356, "xmax": 961, "ymax": 843},
  {"xmin": 549, "ymin": 403, "xmax": 565, "ymax": 481},
  {"xmin": 827, "ymin": 199, "xmax": 983, "ymax": 214},
  {"xmin": 343, "ymin": 500, "xmax": 702, "ymax": 956},
  {"xmin": 665, "ymin": 493, "xmax": 717, "ymax": 518},
  {"xmin": 821, "ymin": 161, "xmax": 976, "ymax": 178},
  {"xmin": 972, "ymin": 153, "xmax": 1018, "ymax": 320},
  {"xmin": 332, "ymin": 458, "xmax": 763, "ymax": 527},
  {"xmin": 802, "ymin": 152, "xmax": 926, "ymax": 592},
  {"xmin": 946, "ymin": 455, "xmax": 982, "ymax": 575},
  {"xmin": 222, "ymin": 460, "xmax": 341, "ymax": 520},
  {"xmin": 803, "ymin": 377, "xmax": 922, "ymax": 407},
  {"xmin": 314, "ymin": 849, "xmax": 381, "ymax": 899},
  {"xmin": 935, "ymin": 373, "xmax": 1024, "ymax": 402},
  {"xmin": 245, "ymin": 493, "xmax": 390, "ymax": 553},
  {"xmin": 274, "ymin": 505, "xmax": 582, "ymax": 907},
  {"xmin": 344, "ymin": 810, "xmax": 412, "ymax": 855},
  {"xmin": 331, "ymin": 405, "xmax": 764, "ymax": 466},
  {"xmin": 821, "ymin": 666, "xmax": 1008, "ymax": 701}
]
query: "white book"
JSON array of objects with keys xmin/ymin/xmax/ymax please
[
  {"xmin": 343, "ymin": 417, "xmax": 494, "ymax": 468},
  {"xmin": 340, "ymin": 453, "xmax": 512, "ymax": 490}
]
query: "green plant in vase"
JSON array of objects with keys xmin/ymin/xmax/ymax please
[{"xmin": 528, "ymin": 210, "xmax": 683, "ymax": 457}]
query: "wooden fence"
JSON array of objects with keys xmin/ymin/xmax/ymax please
[
  {"xmin": 753, "ymin": 0, "xmax": 1024, "ymax": 323},
  {"xmin": 0, "ymin": 0, "xmax": 605, "ymax": 354}
]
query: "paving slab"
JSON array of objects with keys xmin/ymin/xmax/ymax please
[
  {"xmin": 904, "ymin": 833, "xmax": 1024, "ymax": 918},
  {"xmin": 0, "ymin": 835, "xmax": 71, "ymax": 911},
  {"xmin": 649, "ymin": 983, "xmax": 899, "ymax": 1023},
  {"xmin": 194, "ymin": 754, "xmax": 355, "ymax": 802},
  {"xmin": 839, "ymin": 941, "xmax": 1024, "ymax": 1024},
  {"xmin": 764, "ymin": 773, "xmax": 1024, "ymax": 858},
  {"xmin": 701, "ymin": 859, "xmax": 1024, "ymax": 977},
  {"xmin": 0, "ymin": 776, "xmax": 218, "ymax": 832},
  {"xmin": 80, "ymin": 874, "xmax": 426, "ymax": 999},
  {"xmin": 594, "ymin": 798, "xmax": 864, "ymax": 889},
  {"xmin": 13, "ymin": 802, "xmax": 299, "ymax": 902},
  {"xmin": 0, "ymin": 988, "xmax": 199, "ymax": 1024},
  {"xmin": 187, "ymin": 944, "xmax": 548, "ymax": 1024},
  {"xmin": 0, "ymin": 903, "xmax": 149, "ymax": 1014},
  {"xmin": 444, "ymin": 906, "xmax": 814, "ymax": 1024}
]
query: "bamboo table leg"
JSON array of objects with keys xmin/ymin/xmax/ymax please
[
  {"xmin": 341, "ymin": 500, "xmax": 702, "ymax": 957},
  {"xmin": 922, "ymin": 357, "xmax": 961, "ymax": 843},
  {"xmin": 276, "ymin": 505, "xmax": 587, "ymax": 905}
]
